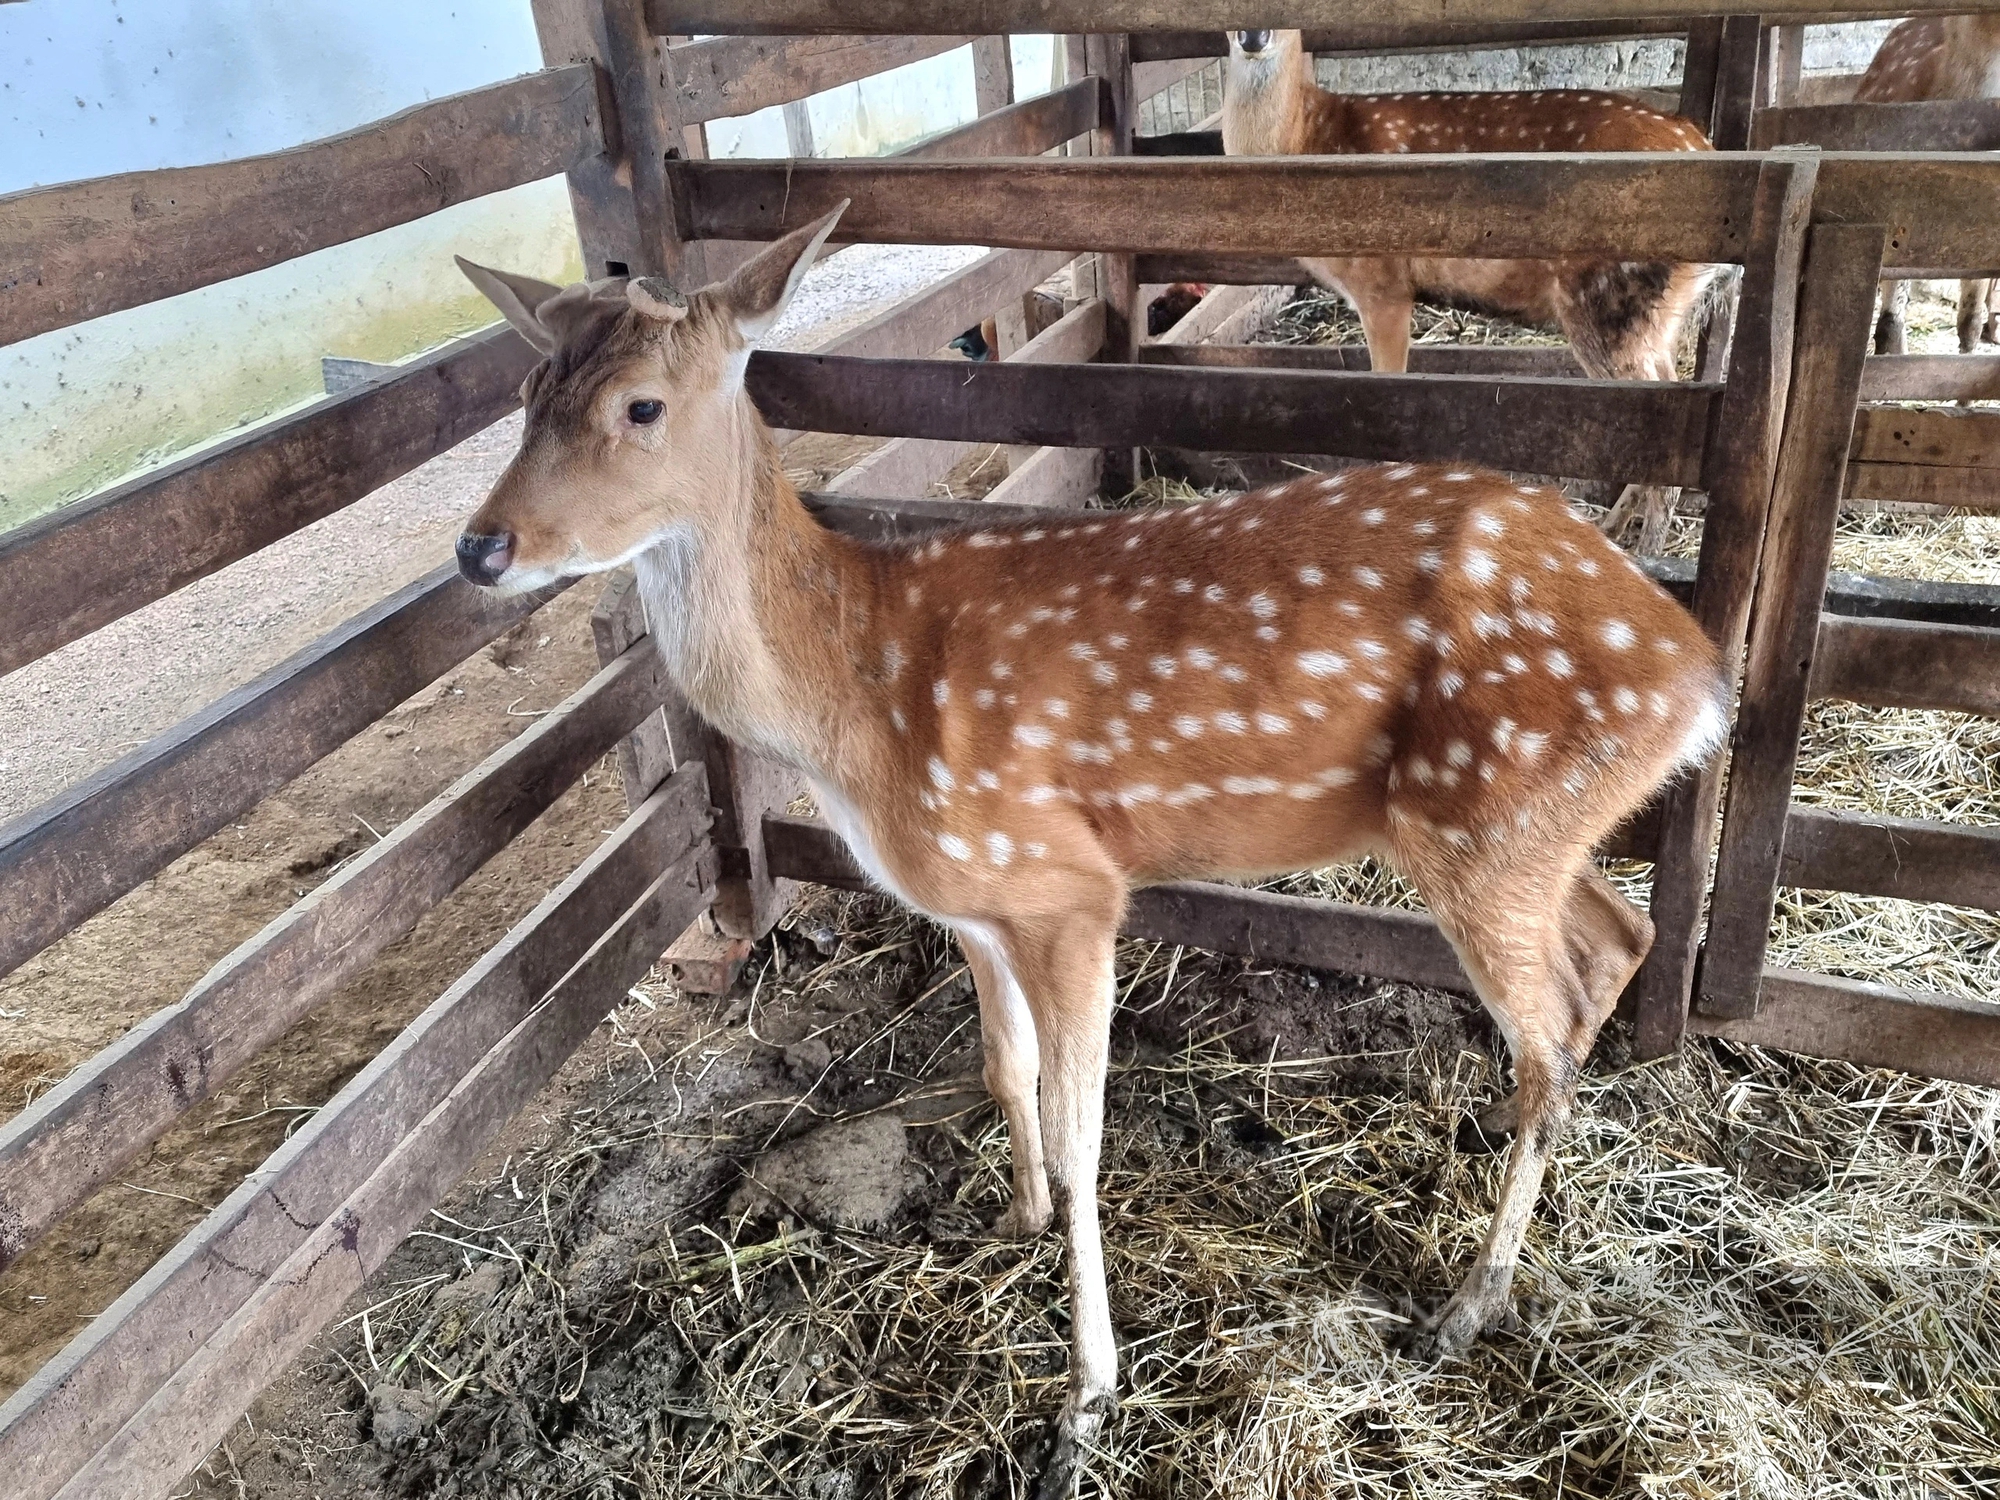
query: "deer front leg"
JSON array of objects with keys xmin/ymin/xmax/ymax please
[
  {"xmin": 1353, "ymin": 291, "xmax": 1415, "ymax": 374},
  {"xmin": 1959, "ymin": 278, "xmax": 1994, "ymax": 354},
  {"xmin": 1875, "ymin": 278, "xmax": 1910, "ymax": 355},
  {"xmin": 955, "ymin": 923, "xmax": 1052, "ymax": 1239},
  {"xmin": 999, "ymin": 906, "xmax": 1121, "ymax": 1500}
]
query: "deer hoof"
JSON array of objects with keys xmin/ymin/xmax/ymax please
[
  {"xmin": 989, "ymin": 1199, "xmax": 1053, "ymax": 1240},
  {"xmin": 1032, "ymin": 1389, "xmax": 1118, "ymax": 1500},
  {"xmin": 1455, "ymin": 1094, "xmax": 1520, "ymax": 1154}
]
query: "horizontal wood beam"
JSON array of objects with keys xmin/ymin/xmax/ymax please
[
  {"xmin": 898, "ymin": 76, "xmax": 1104, "ymax": 161},
  {"xmin": 1691, "ymin": 969, "xmax": 2000, "ymax": 1089},
  {"xmin": 0, "ymin": 565, "xmax": 568, "ymax": 983},
  {"xmin": 1815, "ymin": 156, "xmax": 2000, "ymax": 272},
  {"xmin": 665, "ymin": 33, "xmax": 973, "ymax": 123},
  {"xmin": 1, "ymin": 66, "xmax": 604, "ymax": 349},
  {"xmin": 1132, "ymin": 21, "xmax": 1688, "ymax": 60},
  {"xmin": 746, "ymin": 353, "xmax": 1716, "ymax": 486},
  {"xmin": 0, "ymin": 769, "xmax": 711, "ymax": 1500},
  {"xmin": 1753, "ymin": 98, "xmax": 2000, "ymax": 152},
  {"xmin": 647, "ymin": 2, "xmax": 1962, "ymax": 35},
  {"xmin": 983, "ymin": 443, "xmax": 1103, "ymax": 509},
  {"xmin": 1779, "ymin": 806, "xmax": 2000, "ymax": 911},
  {"xmin": 1846, "ymin": 403, "xmax": 2000, "ymax": 508},
  {"xmin": 52, "ymin": 800, "xmax": 718, "ymax": 1500},
  {"xmin": 1142, "ymin": 340, "xmax": 1585, "ymax": 376},
  {"xmin": 1860, "ymin": 353, "xmax": 2000, "ymax": 403},
  {"xmin": 762, "ymin": 814, "xmax": 2000, "ymax": 1087},
  {"xmin": 675, "ymin": 155, "xmax": 1758, "ymax": 263},
  {"xmin": 1138, "ymin": 251, "xmax": 1312, "ymax": 287},
  {"xmin": 0, "ymin": 639, "xmax": 673, "ymax": 1275},
  {"xmin": 1811, "ymin": 613, "xmax": 2000, "ymax": 717},
  {"xmin": 0, "ymin": 325, "xmax": 536, "ymax": 678}
]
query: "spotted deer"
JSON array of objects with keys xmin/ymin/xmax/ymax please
[
  {"xmin": 451, "ymin": 209, "xmax": 1728, "ymax": 1481},
  {"xmin": 1222, "ymin": 28, "xmax": 1727, "ymax": 554},
  {"xmin": 1854, "ymin": 15, "xmax": 2000, "ymax": 355}
]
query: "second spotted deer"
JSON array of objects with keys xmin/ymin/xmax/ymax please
[
  {"xmin": 451, "ymin": 208, "xmax": 1728, "ymax": 1486},
  {"xmin": 1222, "ymin": 28, "xmax": 1726, "ymax": 552}
]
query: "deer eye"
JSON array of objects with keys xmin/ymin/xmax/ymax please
[{"xmin": 626, "ymin": 399, "xmax": 664, "ymax": 426}]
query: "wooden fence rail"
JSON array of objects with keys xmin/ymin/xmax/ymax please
[
  {"xmin": 0, "ymin": 325, "xmax": 537, "ymax": 677},
  {"xmin": 0, "ymin": 639, "xmax": 673, "ymax": 1272},
  {"xmin": 0, "ymin": 566, "xmax": 568, "ymax": 982},
  {"xmin": 0, "ymin": 66, "xmax": 605, "ymax": 348},
  {"xmin": 748, "ymin": 354, "xmax": 1717, "ymax": 485},
  {"xmin": 666, "ymin": 33, "xmax": 974, "ymax": 123},
  {"xmin": 0, "ymin": 767, "xmax": 711, "ymax": 1500}
]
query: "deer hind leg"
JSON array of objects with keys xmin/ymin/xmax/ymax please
[
  {"xmin": 1876, "ymin": 278, "xmax": 1910, "ymax": 355},
  {"xmin": 1959, "ymin": 278, "xmax": 1995, "ymax": 354},
  {"xmin": 1398, "ymin": 845, "xmax": 1652, "ymax": 1357},
  {"xmin": 990, "ymin": 894, "xmax": 1124, "ymax": 1493},
  {"xmin": 955, "ymin": 922, "xmax": 1051, "ymax": 1239}
]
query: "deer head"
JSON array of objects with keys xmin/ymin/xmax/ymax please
[{"xmin": 452, "ymin": 203, "xmax": 848, "ymax": 592}]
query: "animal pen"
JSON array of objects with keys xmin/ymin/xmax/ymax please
[{"xmin": 1, "ymin": 2, "xmax": 1998, "ymax": 1494}]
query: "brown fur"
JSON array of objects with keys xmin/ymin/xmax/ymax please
[
  {"xmin": 1221, "ymin": 30, "xmax": 1719, "ymax": 551},
  {"xmin": 1855, "ymin": 16, "xmax": 2000, "ymax": 355},
  {"xmin": 454, "ymin": 214, "xmax": 1729, "ymax": 1461}
]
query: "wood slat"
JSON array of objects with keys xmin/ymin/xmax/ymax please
[
  {"xmin": 676, "ymin": 155, "xmax": 1758, "ymax": 263},
  {"xmin": 899, "ymin": 76, "xmax": 1103, "ymax": 161},
  {"xmin": 1141, "ymin": 341, "xmax": 1585, "ymax": 376},
  {"xmin": 1691, "ymin": 969, "xmax": 2000, "ymax": 1088},
  {"xmin": 1823, "ymin": 568, "xmax": 2000, "ymax": 628},
  {"xmin": 0, "ymin": 640, "xmax": 671, "ymax": 1273},
  {"xmin": 0, "ymin": 325, "xmax": 536, "ymax": 678},
  {"xmin": 0, "ymin": 565, "xmax": 568, "ymax": 983},
  {"xmin": 51, "ymin": 805, "xmax": 718, "ymax": 1500},
  {"xmin": 665, "ymin": 33, "xmax": 974, "ymax": 122},
  {"xmin": 811, "ymin": 247, "xmax": 1075, "ymax": 364},
  {"xmin": 1846, "ymin": 404, "xmax": 2000, "ymax": 509},
  {"xmin": 1, "ymin": 66, "xmax": 604, "ymax": 349},
  {"xmin": 1810, "ymin": 613, "xmax": 2000, "ymax": 716},
  {"xmin": 983, "ymin": 443, "xmax": 1103, "ymax": 509},
  {"xmin": 1816, "ymin": 155, "xmax": 2000, "ymax": 275},
  {"xmin": 1779, "ymin": 806, "xmax": 2000, "ymax": 911},
  {"xmin": 1137, "ymin": 252, "xmax": 1311, "ymax": 287},
  {"xmin": 1859, "ymin": 353, "xmax": 2000, "ymax": 403},
  {"xmin": 1701, "ymin": 222, "xmax": 1889, "ymax": 1020},
  {"xmin": 646, "ymin": 2, "xmax": 1958, "ymax": 35},
  {"xmin": 0, "ymin": 769, "xmax": 711, "ymax": 1500},
  {"xmin": 1753, "ymin": 98, "xmax": 2000, "ymax": 152},
  {"xmin": 1131, "ymin": 20, "xmax": 1688, "ymax": 60},
  {"xmin": 746, "ymin": 354, "xmax": 1716, "ymax": 486}
]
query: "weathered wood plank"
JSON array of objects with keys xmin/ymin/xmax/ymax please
[
  {"xmin": 1815, "ymin": 156, "xmax": 2000, "ymax": 275},
  {"xmin": 900, "ymin": 76, "xmax": 1103, "ymax": 161},
  {"xmin": 1851, "ymin": 404, "xmax": 2000, "ymax": 469},
  {"xmin": 1690, "ymin": 969, "xmax": 2000, "ymax": 1089},
  {"xmin": 1132, "ymin": 20, "xmax": 1689, "ymax": 61},
  {"xmin": 1810, "ymin": 613, "xmax": 2000, "ymax": 716},
  {"xmin": 1633, "ymin": 152, "xmax": 1820, "ymax": 1057},
  {"xmin": 1860, "ymin": 353, "xmax": 2000, "ymax": 403},
  {"xmin": 646, "ymin": 2, "xmax": 1962, "ymax": 36},
  {"xmin": 665, "ymin": 33, "xmax": 974, "ymax": 122},
  {"xmin": 0, "ymin": 326, "xmax": 536, "ymax": 678},
  {"xmin": 676, "ymin": 155, "xmax": 1758, "ymax": 263},
  {"xmin": 52, "ymin": 810, "xmax": 718, "ymax": 1500},
  {"xmin": 1141, "ymin": 341, "xmax": 1584, "ymax": 376},
  {"xmin": 983, "ymin": 443, "xmax": 1103, "ymax": 509},
  {"xmin": 1, "ymin": 67, "xmax": 604, "ymax": 348},
  {"xmin": 1843, "ymin": 462, "xmax": 2000, "ymax": 507},
  {"xmin": 0, "ymin": 640, "xmax": 672, "ymax": 1274},
  {"xmin": 0, "ymin": 566, "xmax": 568, "ymax": 983},
  {"xmin": 1701, "ymin": 222, "xmax": 1888, "ymax": 1021},
  {"xmin": 1137, "ymin": 251, "xmax": 1311, "ymax": 286},
  {"xmin": 1779, "ymin": 806, "xmax": 2000, "ymax": 911},
  {"xmin": 0, "ymin": 771, "xmax": 711, "ymax": 1500},
  {"xmin": 1754, "ymin": 98, "xmax": 2000, "ymax": 151},
  {"xmin": 746, "ymin": 354, "xmax": 1716, "ymax": 486}
]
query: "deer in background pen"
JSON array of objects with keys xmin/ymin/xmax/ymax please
[
  {"xmin": 1852, "ymin": 15, "xmax": 2000, "ymax": 356},
  {"xmin": 1221, "ymin": 28, "xmax": 1730, "ymax": 555},
  {"xmin": 451, "ymin": 208, "xmax": 1727, "ymax": 1493}
]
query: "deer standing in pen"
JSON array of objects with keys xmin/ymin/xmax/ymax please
[
  {"xmin": 451, "ymin": 208, "xmax": 1727, "ymax": 1490},
  {"xmin": 1221, "ymin": 28, "xmax": 1725, "ymax": 554},
  {"xmin": 1853, "ymin": 15, "xmax": 2000, "ymax": 356}
]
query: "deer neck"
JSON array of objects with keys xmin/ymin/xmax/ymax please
[
  {"xmin": 1939, "ymin": 18, "xmax": 2000, "ymax": 97},
  {"xmin": 630, "ymin": 394, "xmax": 871, "ymax": 775},
  {"xmin": 1223, "ymin": 46, "xmax": 1321, "ymax": 155}
]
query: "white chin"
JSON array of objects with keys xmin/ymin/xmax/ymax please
[{"xmin": 486, "ymin": 562, "xmax": 568, "ymax": 596}]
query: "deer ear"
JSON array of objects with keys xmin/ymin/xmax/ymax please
[
  {"xmin": 456, "ymin": 257, "xmax": 564, "ymax": 355},
  {"xmin": 722, "ymin": 201, "xmax": 849, "ymax": 344}
]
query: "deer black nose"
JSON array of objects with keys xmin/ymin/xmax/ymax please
[
  {"xmin": 456, "ymin": 531, "xmax": 515, "ymax": 586},
  {"xmin": 1236, "ymin": 29, "xmax": 1272, "ymax": 53}
]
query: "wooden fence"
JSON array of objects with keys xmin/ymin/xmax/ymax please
[{"xmin": 1, "ymin": 2, "xmax": 1997, "ymax": 1493}]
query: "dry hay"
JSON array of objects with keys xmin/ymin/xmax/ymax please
[{"xmin": 315, "ymin": 884, "xmax": 2000, "ymax": 1500}]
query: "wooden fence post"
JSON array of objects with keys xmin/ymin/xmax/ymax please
[
  {"xmin": 1084, "ymin": 32, "xmax": 1140, "ymax": 493},
  {"xmin": 1697, "ymin": 222, "xmax": 1890, "ymax": 1020},
  {"xmin": 1709, "ymin": 14, "xmax": 1764, "ymax": 149},
  {"xmin": 1632, "ymin": 150, "xmax": 1819, "ymax": 1057}
]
